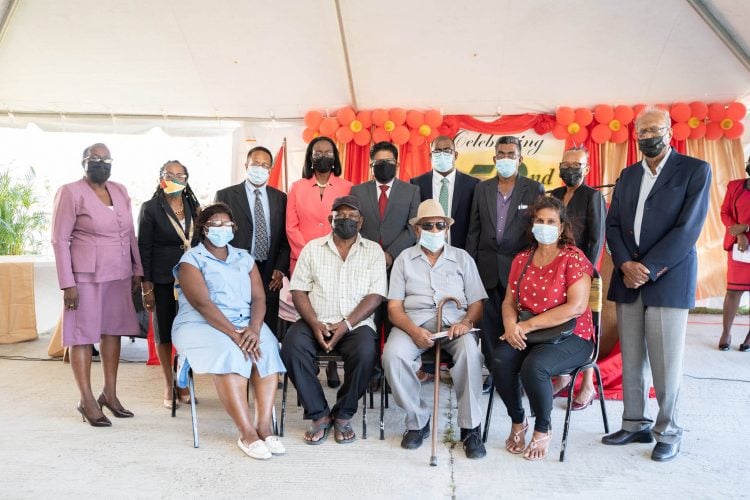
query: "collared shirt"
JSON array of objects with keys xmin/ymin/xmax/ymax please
[
  {"xmin": 375, "ymin": 179, "xmax": 395, "ymax": 199},
  {"xmin": 172, "ymin": 243, "xmax": 256, "ymax": 328},
  {"xmin": 244, "ymin": 180, "xmax": 271, "ymax": 260},
  {"xmin": 388, "ymin": 243, "xmax": 488, "ymax": 328},
  {"xmin": 496, "ymin": 184, "xmax": 515, "ymax": 244},
  {"xmin": 290, "ymin": 233, "xmax": 387, "ymax": 330},
  {"xmin": 634, "ymin": 148, "xmax": 672, "ymax": 246},
  {"xmin": 432, "ymin": 169, "xmax": 456, "ymax": 216}
]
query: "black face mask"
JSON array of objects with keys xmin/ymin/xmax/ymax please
[
  {"xmin": 332, "ymin": 218, "xmax": 358, "ymax": 239},
  {"xmin": 637, "ymin": 135, "xmax": 667, "ymax": 158},
  {"xmin": 559, "ymin": 168, "xmax": 583, "ymax": 187},
  {"xmin": 86, "ymin": 161, "xmax": 111, "ymax": 183},
  {"xmin": 372, "ymin": 161, "xmax": 396, "ymax": 183},
  {"xmin": 312, "ymin": 156, "xmax": 334, "ymax": 174}
]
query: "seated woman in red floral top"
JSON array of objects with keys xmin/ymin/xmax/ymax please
[{"xmin": 491, "ymin": 196, "xmax": 594, "ymax": 461}]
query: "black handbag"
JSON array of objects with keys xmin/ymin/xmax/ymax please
[{"xmin": 515, "ymin": 250, "xmax": 575, "ymax": 345}]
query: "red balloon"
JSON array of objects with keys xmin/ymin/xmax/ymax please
[
  {"xmin": 594, "ymin": 105, "xmax": 614, "ymax": 125},
  {"xmin": 591, "ymin": 123, "xmax": 611, "ymax": 144},
  {"xmin": 725, "ymin": 121, "xmax": 744, "ymax": 140},
  {"xmin": 304, "ymin": 110, "xmax": 324, "ymax": 129},
  {"xmin": 424, "ymin": 109, "xmax": 443, "ymax": 128},
  {"xmin": 670, "ymin": 103, "xmax": 691, "ymax": 123},
  {"xmin": 689, "ymin": 123, "xmax": 706, "ymax": 140},
  {"xmin": 575, "ymin": 108, "xmax": 593, "ymax": 126},
  {"xmin": 671, "ymin": 122, "xmax": 690, "ymax": 141},
  {"xmin": 427, "ymin": 129, "xmax": 440, "ymax": 142},
  {"xmin": 372, "ymin": 109, "xmax": 389, "ymax": 126},
  {"xmin": 727, "ymin": 102, "xmax": 747, "ymax": 121},
  {"xmin": 389, "ymin": 108, "xmax": 407, "ymax": 125},
  {"xmin": 705, "ymin": 121, "xmax": 723, "ymax": 140},
  {"xmin": 689, "ymin": 101, "xmax": 708, "ymax": 120},
  {"xmin": 336, "ymin": 126, "xmax": 354, "ymax": 143},
  {"xmin": 391, "ymin": 125, "xmax": 410, "ymax": 145},
  {"xmin": 356, "ymin": 110, "xmax": 372, "ymax": 129},
  {"xmin": 406, "ymin": 110, "xmax": 425, "ymax": 129},
  {"xmin": 337, "ymin": 107, "xmax": 356, "ymax": 126},
  {"xmin": 570, "ymin": 128, "xmax": 588, "ymax": 144},
  {"xmin": 353, "ymin": 129, "xmax": 372, "ymax": 146},
  {"xmin": 708, "ymin": 103, "xmax": 725, "ymax": 123},
  {"xmin": 372, "ymin": 127, "xmax": 390, "ymax": 143},
  {"xmin": 302, "ymin": 127, "xmax": 318, "ymax": 143},
  {"xmin": 556, "ymin": 107, "xmax": 575, "ymax": 126},
  {"xmin": 611, "ymin": 127, "xmax": 629, "ymax": 144},
  {"xmin": 319, "ymin": 117, "xmax": 339, "ymax": 137},
  {"xmin": 408, "ymin": 128, "xmax": 424, "ymax": 146},
  {"xmin": 613, "ymin": 105, "xmax": 634, "ymax": 125},
  {"xmin": 552, "ymin": 123, "xmax": 569, "ymax": 139}
]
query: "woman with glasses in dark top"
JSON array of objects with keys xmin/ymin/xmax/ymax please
[{"xmin": 137, "ymin": 160, "xmax": 201, "ymax": 409}]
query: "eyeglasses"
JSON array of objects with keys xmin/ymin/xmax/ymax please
[
  {"xmin": 312, "ymin": 151, "xmax": 335, "ymax": 159},
  {"xmin": 85, "ymin": 156, "xmax": 113, "ymax": 164},
  {"xmin": 161, "ymin": 172, "xmax": 188, "ymax": 181},
  {"xmin": 371, "ymin": 159, "xmax": 396, "ymax": 167},
  {"xmin": 495, "ymin": 152, "xmax": 519, "ymax": 160},
  {"xmin": 205, "ymin": 220, "xmax": 235, "ymax": 228},
  {"xmin": 333, "ymin": 213, "xmax": 361, "ymax": 221},
  {"xmin": 636, "ymin": 126, "xmax": 668, "ymax": 138},
  {"xmin": 248, "ymin": 162, "xmax": 271, "ymax": 169},
  {"xmin": 559, "ymin": 162, "xmax": 586, "ymax": 170},
  {"xmin": 418, "ymin": 221, "xmax": 448, "ymax": 231},
  {"xmin": 431, "ymin": 149, "xmax": 454, "ymax": 156}
]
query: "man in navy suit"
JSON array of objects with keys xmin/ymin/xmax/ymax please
[
  {"xmin": 410, "ymin": 136, "xmax": 479, "ymax": 250},
  {"xmin": 602, "ymin": 107, "xmax": 712, "ymax": 462}
]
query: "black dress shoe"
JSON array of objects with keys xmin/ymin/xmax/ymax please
[
  {"xmin": 482, "ymin": 374, "xmax": 493, "ymax": 395},
  {"xmin": 651, "ymin": 441, "xmax": 680, "ymax": 461},
  {"xmin": 401, "ymin": 420, "xmax": 430, "ymax": 450},
  {"xmin": 461, "ymin": 427, "xmax": 486, "ymax": 459},
  {"xmin": 601, "ymin": 429, "xmax": 653, "ymax": 445}
]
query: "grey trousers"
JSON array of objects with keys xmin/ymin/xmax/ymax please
[
  {"xmin": 382, "ymin": 318, "xmax": 484, "ymax": 430},
  {"xmin": 616, "ymin": 293, "xmax": 687, "ymax": 444}
]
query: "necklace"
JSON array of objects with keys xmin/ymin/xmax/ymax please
[{"xmin": 168, "ymin": 199, "xmax": 184, "ymax": 217}]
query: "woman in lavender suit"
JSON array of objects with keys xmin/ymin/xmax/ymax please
[{"xmin": 51, "ymin": 143, "xmax": 143, "ymax": 427}]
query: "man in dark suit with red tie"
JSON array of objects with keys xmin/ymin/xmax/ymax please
[{"xmin": 215, "ymin": 146, "xmax": 290, "ymax": 338}]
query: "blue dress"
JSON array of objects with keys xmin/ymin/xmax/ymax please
[{"xmin": 171, "ymin": 243, "xmax": 285, "ymax": 379}]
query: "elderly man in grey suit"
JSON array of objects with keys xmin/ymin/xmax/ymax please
[{"xmin": 351, "ymin": 141, "xmax": 420, "ymax": 389}]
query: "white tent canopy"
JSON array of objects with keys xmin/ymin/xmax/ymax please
[{"xmin": 0, "ymin": 0, "xmax": 748, "ymax": 125}]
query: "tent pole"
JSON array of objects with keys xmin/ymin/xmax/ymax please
[
  {"xmin": 0, "ymin": 0, "xmax": 20, "ymax": 50},
  {"xmin": 686, "ymin": 0, "xmax": 750, "ymax": 73},
  {"xmin": 283, "ymin": 137, "xmax": 289, "ymax": 193},
  {"xmin": 334, "ymin": 0, "xmax": 358, "ymax": 109}
]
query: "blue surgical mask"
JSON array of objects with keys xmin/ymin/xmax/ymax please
[
  {"xmin": 495, "ymin": 158, "xmax": 517, "ymax": 178},
  {"xmin": 247, "ymin": 166, "xmax": 270, "ymax": 186},
  {"xmin": 419, "ymin": 230, "xmax": 446, "ymax": 252},
  {"xmin": 431, "ymin": 152, "xmax": 454, "ymax": 173},
  {"xmin": 206, "ymin": 226, "xmax": 234, "ymax": 247},
  {"xmin": 532, "ymin": 223, "xmax": 560, "ymax": 245}
]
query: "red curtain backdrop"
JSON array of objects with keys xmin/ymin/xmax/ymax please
[{"xmin": 342, "ymin": 142, "xmax": 370, "ymax": 185}]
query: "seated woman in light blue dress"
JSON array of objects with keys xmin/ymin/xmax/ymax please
[{"xmin": 172, "ymin": 203, "xmax": 286, "ymax": 460}]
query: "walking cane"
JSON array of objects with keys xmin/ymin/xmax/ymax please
[{"xmin": 430, "ymin": 296, "xmax": 462, "ymax": 466}]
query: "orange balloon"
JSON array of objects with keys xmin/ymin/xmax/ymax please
[
  {"xmin": 705, "ymin": 121, "xmax": 723, "ymax": 140},
  {"xmin": 337, "ymin": 107, "xmax": 356, "ymax": 126},
  {"xmin": 304, "ymin": 110, "xmax": 324, "ymax": 129},
  {"xmin": 383, "ymin": 120, "xmax": 395, "ymax": 132},
  {"xmin": 613, "ymin": 105, "xmax": 634, "ymax": 125},
  {"xmin": 391, "ymin": 125, "xmax": 410, "ymax": 145},
  {"xmin": 594, "ymin": 105, "xmax": 614, "ymax": 124},
  {"xmin": 552, "ymin": 123, "xmax": 569, "ymax": 139},
  {"xmin": 591, "ymin": 123, "xmax": 611, "ymax": 144},
  {"xmin": 353, "ymin": 129, "xmax": 372, "ymax": 146},
  {"xmin": 725, "ymin": 121, "xmax": 744, "ymax": 140},
  {"xmin": 302, "ymin": 127, "xmax": 318, "ymax": 143},
  {"xmin": 424, "ymin": 109, "xmax": 443, "ymax": 128},
  {"xmin": 349, "ymin": 120, "xmax": 363, "ymax": 133},
  {"xmin": 356, "ymin": 110, "xmax": 372, "ymax": 129},
  {"xmin": 389, "ymin": 108, "xmax": 407, "ymax": 125},
  {"xmin": 406, "ymin": 110, "xmax": 425, "ymax": 129},
  {"xmin": 418, "ymin": 124, "xmax": 431, "ymax": 137},
  {"xmin": 427, "ymin": 129, "xmax": 440, "ymax": 142},
  {"xmin": 570, "ymin": 128, "xmax": 588, "ymax": 144},
  {"xmin": 575, "ymin": 108, "xmax": 593, "ymax": 126},
  {"xmin": 611, "ymin": 127, "xmax": 629, "ymax": 144},
  {"xmin": 670, "ymin": 103, "xmax": 691, "ymax": 123},
  {"xmin": 556, "ymin": 107, "xmax": 575, "ymax": 126},
  {"xmin": 689, "ymin": 122, "xmax": 706, "ymax": 139},
  {"xmin": 319, "ymin": 117, "xmax": 339, "ymax": 137},
  {"xmin": 372, "ymin": 127, "xmax": 390, "ymax": 143},
  {"xmin": 708, "ymin": 103, "xmax": 725, "ymax": 123},
  {"xmin": 408, "ymin": 128, "xmax": 424, "ymax": 146},
  {"xmin": 727, "ymin": 102, "xmax": 747, "ymax": 121},
  {"xmin": 689, "ymin": 101, "xmax": 708, "ymax": 120},
  {"xmin": 671, "ymin": 122, "xmax": 690, "ymax": 141},
  {"xmin": 336, "ymin": 127, "xmax": 354, "ymax": 143},
  {"xmin": 372, "ymin": 109, "xmax": 389, "ymax": 126}
]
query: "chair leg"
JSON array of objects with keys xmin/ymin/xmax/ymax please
[
  {"xmin": 558, "ymin": 370, "xmax": 579, "ymax": 462},
  {"xmin": 379, "ymin": 376, "xmax": 386, "ymax": 440},
  {"xmin": 280, "ymin": 373, "xmax": 288, "ymax": 438},
  {"xmin": 593, "ymin": 365, "xmax": 609, "ymax": 433},
  {"xmin": 171, "ymin": 355, "xmax": 178, "ymax": 418},
  {"xmin": 362, "ymin": 393, "xmax": 367, "ymax": 440},
  {"xmin": 188, "ymin": 369, "xmax": 199, "ymax": 448},
  {"xmin": 482, "ymin": 383, "xmax": 494, "ymax": 443},
  {"xmin": 272, "ymin": 405, "xmax": 278, "ymax": 436}
]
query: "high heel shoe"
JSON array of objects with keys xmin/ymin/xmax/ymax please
[
  {"xmin": 572, "ymin": 389, "xmax": 596, "ymax": 411},
  {"xmin": 77, "ymin": 403, "xmax": 112, "ymax": 427},
  {"xmin": 97, "ymin": 393, "xmax": 134, "ymax": 418}
]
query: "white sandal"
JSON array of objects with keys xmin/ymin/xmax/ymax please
[
  {"xmin": 523, "ymin": 431, "xmax": 552, "ymax": 461},
  {"xmin": 505, "ymin": 419, "xmax": 528, "ymax": 454}
]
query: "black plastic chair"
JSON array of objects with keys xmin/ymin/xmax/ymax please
[{"xmin": 482, "ymin": 270, "xmax": 609, "ymax": 462}]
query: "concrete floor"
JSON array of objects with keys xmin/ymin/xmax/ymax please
[{"xmin": 0, "ymin": 314, "xmax": 748, "ymax": 499}]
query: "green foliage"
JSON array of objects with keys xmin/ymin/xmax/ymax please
[{"xmin": 0, "ymin": 167, "xmax": 48, "ymax": 255}]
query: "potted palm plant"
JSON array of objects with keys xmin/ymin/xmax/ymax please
[{"xmin": 0, "ymin": 167, "xmax": 47, "ymax": 255}]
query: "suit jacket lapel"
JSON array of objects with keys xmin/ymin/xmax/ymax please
[
  {"xmin": 423, "ymin": 173, "xmax": 433, "ymax": 199},
  {"xmin": 483, "ymin": 180, "xmax": 498, "ymax": 231},
  {"xmin": 267, "ymin": 187, "xmax": 281, "ymax": 245},
  {"xmin": 234, "ymin": 183, "xmax": 254, "ymax": 227},
  {"xmin": 503, "ymin": 177, "xmax": 528, "ymax": 230},
  {"xmin": 383, "ymin": 180, "xmax": 402, "ymax": 221},
  {"xmin": 646, "ymin": 151, "xmax": 680, "ymax": 201}
]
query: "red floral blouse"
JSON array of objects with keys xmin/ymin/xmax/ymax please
[{"xmin": 508, "ymin": 245, "xmax": 594, "ymax": 341}]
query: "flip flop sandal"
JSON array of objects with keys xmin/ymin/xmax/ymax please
[
  {"xmin": 333, "ymin": 421, "xmax": 356, "ymax": 444},
  {"xmin": 304, "ymin": 422, "xmax": 332, "ymax": 445},
  {"xmin": 523, "ymin": 431, "xmax": 552, "ymax": 461}
]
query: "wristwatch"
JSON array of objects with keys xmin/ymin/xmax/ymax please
[{"xmin": 344, "ymin": 318, "xmax": 354, "ymax": 331}]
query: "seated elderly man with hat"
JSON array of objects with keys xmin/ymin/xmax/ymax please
[
  {"xmin": 281, "ymin": 195, "xmax": 387, "ymax": 446},
  {"xmin": 382, "ymin": 199, "xmax": 487, "ymax": 458}
]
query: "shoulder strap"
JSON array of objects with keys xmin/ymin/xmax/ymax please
[
  {"xmin": 163, "ymin": 204, "xmax": 193, "ymax": 253},
  {"xmin": 515, "ymin": 249, "xmax": 535, "ymax": 310}
]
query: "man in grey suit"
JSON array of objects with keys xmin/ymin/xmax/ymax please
[
  {"xmin": 351, "ymin": 141, "xmax": 420, "ymax": 389},
  {"xmin": 466, "ymin": 136, "xmax": 545, "ymax": 365}
]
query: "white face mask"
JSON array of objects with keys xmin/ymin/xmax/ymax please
[
  {"xmin": 419, "ymin": 230, "xmax": 446, "ymax": 252},
  {"xmin": 532, "ymin": 223, "xmax": 560, "ymax": 245},
  {"xmin": 246, "ymin": 165, "xmax": 270, "ymax": 186}
]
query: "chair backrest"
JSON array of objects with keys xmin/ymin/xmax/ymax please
[{"xmin": 588, "ymin": 269, "xmax": 602, "ymax": 362}]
